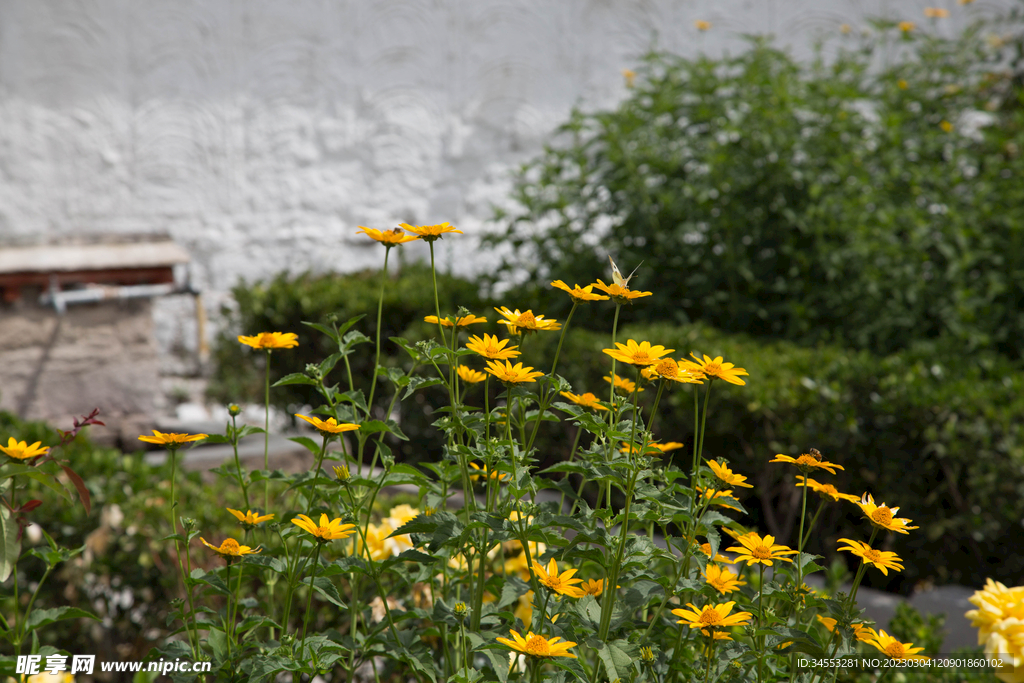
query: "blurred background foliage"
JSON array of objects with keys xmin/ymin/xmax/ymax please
[{"xmin": 206, "ymin": 12, "xmax": 1024, "ymax": 592}]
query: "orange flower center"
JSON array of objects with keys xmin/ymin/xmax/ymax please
[
  {"xmin": 654, "ymin": 359, "xmax": 677, "ymax": 376},
  {"xmin": 821, "ymin": 485, "xmax": 838, "ymax": 495},
  {"xmin": 752, "ymin": 545, "xmax": 772, "ymax": 560},
  {"xmin": 703, "ymin": 361, "xmax": 722, "ymax": 375},
  {"xmin": 884, "ymin": 642, "xmax": 906, "ymax": 658},
  {"xmin": 315, "ymin": 526, "xmax": 332, "ymax": 538},
  {"xmin": 796, "ymin": 455, "xmax": 817, "ymax": 466},
  {"xmin": 872, "ymin": 508, "xmax": 893, "ymax": 526},
  {"xmin": 221, "ymin": 539, "xmax": 240, "ymax": 554},
  {"xmin": 632, "ymin": 350, "xmax": 652, "ymax": 364},
  {"xmin": 699, "ymin": 608, "xmax": 723, "ymax": 626},
  {"xmin": 525, "ymin": 635, "xmax": 551, "ymax": 656},
  {"xmin": 864, "ymin": 549, "xmax": 882, "ymax": 562},
  {"xmin": 515, "ymin": 312, "xmax": 536, "ymax": 327}
]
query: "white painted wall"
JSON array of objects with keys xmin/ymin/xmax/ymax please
[{"xmin": 0, "ymin": 0, "xmax": 999, "ymax": 382}]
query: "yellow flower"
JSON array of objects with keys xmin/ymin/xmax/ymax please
[
  {"xmin": 356, "ymin": 226, "xmax": 420, "ymax": 246},
  {"xmin": 861, "ymin": 628, "xmax": 929, "ymax": 661},
  {"xmin": 295, "ymin": 414, "xmax": 360, "ymax": 436},
  {"xmin": 672, "ymin": 601, "xmax": 752, "ymax": 640},
  {"xmin": 533, "ymin": 558, "xmax": 585, "ymax": 598},
  {"xmin": 704, "ymin": 564, "xmax": 747, "ymax": 595},
  {"xmin": 966, "ymin": 578, "xmax": 1024, "ymax": 644},
  {"xmin": 696, "ymin": 487, "xmax": 742, "ymax": 511},
  {"xmin": 620, "ymin": 441, "xmax": 684, "ymax": 457},
  {"xmin": 841, "ymin": 23, "xmax": 852, "ymax": 34},
  {"xmin": 425, "ymin": 313, "xmax": 488, "ymax": 328},
  {"xmin": 940, "ymin": 120, "xmax": 953, "ymax": 133},
  {"xmin": 227, "ymin": 508, "xmax": 275, "ymax": 526},
  {"xmin": 604, "ymin": 373, "xmax": 643, "ymax": 394},
  {"xmin": 837, "ymin": 539, "xmax": 904, "ymax": 576},
  {"xmin": 695, "ymin": 20, "xmax": 712, "ymax": 31},
  {"xmin": 647, "ymin": 358, "xmax": 703, "ymax": 384},
  {"xmin": 898, "ymin": 21, "xmax": 916, "ymax": 32},
  {"xmin": 27, "ymin": 673, "xmax": 75, "ymax": 683},
  {"xmin": 924, "ymin": 7, "xmax": 949, "ymax": 18},
  {"xmin": 466, "ymin": 333, "xmax": 521, "ymax": 360},
  {"xmin": 580, "ymin": 579, "xmax": 605, "ymax": 596},
  {"xmin": 291, "ymin": 513, "xmax": 357, "ymax": 542},
  {"xmin": 817, "ymin": 616, "xmax": 873, "ymax": 640},
  {"xmin": 484, "ymin": 359, "xmax": 544, "ymax": 384},
  {"xmin": 708, "ymin": 460, "xmax": 754, "ymax": 489},
  {"xmin": 333, "ymin": 465, "xmax": 350, "ymax": 481},
  {"xmin": 622, "ymin": 69, "xmax": 636, "ymax": 88},
  {"xmin": 682, "ymin": 353, "xmax": 748, "ymax": 386},
  {"xmin": 727, "ymin": 533, "xmax": 799, "ymax": 567},
  {"xmin": 457, "ymin": 366, "xmax": 488, "ymax": 384},
  {"xmin": 237, "ymin": 332, "xmax": 299, "ymax": 349},
  {"xmin": 796, "ymin": 476, "xmax": 860, "ymax": 503},
  {"xmin": 470, "ymin": 461, "xmax": 507, "ymax": 482},
  {"xmin": 0, "ymin": 437, "xmax": 49, "ymax": 460},
  {"xmin": 200, "ymin": 537, "xmax": 261, "ymax": 557},
  {"xmin": 504, "ymin": 541, "xmax": 546, "ymax": 580},
  {"xmin": 856, "ymin": 493, "xmax": 918, "ymax": 534},
  {"xmin": 494, "ymin": 307, "xmax": 561, "ymax": 335},
  {"xmin": 356, "ymin": 522, "xmax": 393, "ymax": 561},
  {"xmin": 559, "ymin": 391, "xmax": 608, "ymax": 411},
  {"xmin": 699, "ymin": 542, "xmax": 732, "ymax": 564},
  {"xmin": 550, "ymin": 280, "xmax": 609, "ymax": 303},
  {"xmin": 817, "ymin": 615, "xmax": 838, "ymax": 632},
  {"xmin": 984, "ymin": 620, "xmax": 1024, "ymax": 680},
  {"xmin": 770, "ymin": 452, "xmax": 844, "ymax": 475},
  {"xmin": 138, "ymin": 430, "xmax": 208, "ymax": 449},
  {"xmin": 898, "ymin": 79, "xmax": 909, "ymax": 90},
  {"xmin": 603, "ymin": 339, "xmax": 675, "ymax": 367},
  {"xmin": 651, "ymin": 441, "xmax": 684, "ymax": 453},
  {"xmin": 496, "ymin": 630, "xmax": 577, "ymax": 658},
  {"xmin": 398, "ymin": 221, "xmax": 463, "ymax": 242},
  {"xmin": 590, "ymin": 279, "xmax": 653, "ymax": 303}
]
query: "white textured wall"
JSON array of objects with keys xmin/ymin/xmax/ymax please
[{"xmin": 0, "ymin": 0, "xmax": 999, "ymax": 378}]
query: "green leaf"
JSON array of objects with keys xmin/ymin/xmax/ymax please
[
  {"xmin": 272, "ymin": 372, "xmax": 318, "ymax": 387},
  {"xmin": 0, "ymin": 505, "xmax": 20, "ymax": 582},
  {"xmin": 26, "ymin": 606, "xmax": 99, "ymax": 631},
  {"xmin": 482, "ymin": 648, "xmax": 510, "ymax": 683},
  {"xmin": 288, "ymin": 436, "xmax": 322, "ymax": 456},
  {"xmin": 596, "ymin": 640, "xmax": 635, "ymax": 682}
]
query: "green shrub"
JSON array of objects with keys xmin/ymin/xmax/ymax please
[{"xmin": 484, "ymin": 21, "xmax": 1024, "ymax": 361}]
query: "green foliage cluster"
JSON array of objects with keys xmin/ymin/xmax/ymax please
[{"xmin": 484, "ymin": 19, "xmax": 1024, "ymax": 361}]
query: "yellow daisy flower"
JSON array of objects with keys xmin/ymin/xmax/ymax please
[
  {"xmin": 138, "ymin": 430, "xmax": 208, "ymax": 449},
  {"xmin": 356, "ymin": 226, "xmax": 420, "ymax": 246},
  {"xmin": 646, "ymin": 357, "xmax": 703, "ymax": 384},
  {"xmin": 704, "ymin": 564, "xmax": 747, "ymax": 595},
  {"xmin": 0, "ymin": 437, "xmax": 50, "ymax": 460},
  {"xmin": 796, "ymin": 476, "xmax": 860, "ymax": 503},
  {"xmin": 457, "ymin": 366, "xmax": 488, "ymax": 384},
  {"xmin": 695, "ymin": 20, "xmax": 712, "ymax": 31},
  {"xmin": 672, "ymin": 601, "xmax": 752, "ymax": 640},
  {"xmin": 604, "ymin": 373, "xmax": 643, "ymax": 394},
  {"xmin": 602, "ymin": 339, "xmax": 675, "ymax": 367},
  {"xmin": 590, "ymin": 279, "xmax": 653, "ymax": 303},
  {"xmin": 424, "ymin": 313, "xmax": 488, "ymax": 328},
  {"xmin": 727, "ymin": 533, "xmax": 798, "ymax": 567},
  {"xmin": 559, "ymin": 391, "xmax": 609, "ymax": 411},
  {"xmin": 532, "ymin": 558, "xmax": 585, "ymax": 598},
  {"xmin": 898, "ymin": 21, "xmax": 916, "ymax": 32},
  {"xmin": 550, "ymin": 280, "xmax": 609, "ymax": 303},
  {"xmin": 580, "ymin": 579, "xmax": 605, "ymax": 596},
  {"xmin": 466, "ymin": 333, "xmax": 521, "ymax": 360},
  {"xmin": 699, "ymin": 542, "xmax": 732, "ymax": 564},
  {"xmin": 237, "ymin": 332, "xmax": 299, "ymax": 349},
  {"xmin": 861, "ymin": 628, "xmax": 929, "ymax": 661},
  {"xmin": 856, "ymin": 493, "xmax": 918, "ymax": 534},
  {"xmin": 966, "ymin": 579, "xmax": 1024, "ymax": 644},
  {"xmin": 200, "ymin": 537, "xmax": 261, "ymax": 558},
  {"xmin": 484, "ymin": 359, "xmax": 544, "ymax": 385},
  {"xmin": 291, "ymin": 513, "xmax": 357, "ymax": 542},
  {"xmin": 226, "ymin": 509, "xmax": 275, "ymax": 526},
  {"xmin": 696, "ymin": 486, "xmax": 743, "ymax": 511},
  {"xmin": 682, "ymin": 353, "xmax": 749, "ymax": 386},
  {"xmin": 469, "ymin": 461, "xmax": 507, "ymax": 482},
  {"xmin": 496, "ymin": 630, "xmax": 577, "ymax": 659},
  {"xmin": 837, "ymin": 539, "xmax": 904, "ymax": 575},
  {"xmin": 708, "ymin": 460, "xmax": 754, "ymax": 488},
  {"xmin": 923, "ymin": 7, "xmax": 948, "ymax": 18},
  {"xmin": 398, "ymin": 221, "xmax": 462, "ymax": 242},
  {"xmin": 494, "ymin": 307, "xmax": 561, "ymax": 335},
  {"xmin": 770, "ymin": 452, "xmax": 844, "ymax": 475},
  {"xmin": 295, "ymin": 414, "xmax": 360, "ymax": 436}
]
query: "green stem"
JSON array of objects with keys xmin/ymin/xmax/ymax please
[
  {"xmin": 230, "ymin": 414, "xmax": 251, "ymax": 512},
  {"xmin": 367, "ymin": 247, "xmax": 391, "ymax": 413},
  {"xmin": 558, "ymin": 424, "xmax": 585, "ymax": 513},
  {"xmin": 758, "ymin": 563, "xmax": 766, "ymax": 683},
  {"xmin": 263, "ymin": 350, "xmax": 272, "ymax": 512},
  {"xmin": 428, "ymin": 242, "xmax": 448, "ymax": 349},
  {"xmin": 225, "ymin": 560, "xmax": 234, "ymax": 660},
  {"xmin": 300, "ymin": 542, "xmax": 324, "ymax": 654},
  {"xmin": 797, "ymin": 476, "xmax": 809, "ymax": 589},
  {"xmin": 801, "ymin": 499, "xmax": 827, "ymax": 550},
  {"xmin": 307, "ymin": 434, "xmax": 331, "ymax": 513},
  {"xmin": 607, "ymin": 304, "xmax": 622, "ymax": 410}
]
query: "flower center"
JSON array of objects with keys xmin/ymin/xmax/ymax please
[
  {"xmin": 699, "ymin": 608, "xmax": 722, "ymax": 626},
  {"xmin": 654, "ymin": 359, "xmax": 677, "ymax": 376},
  {"xmin": 221, "ymin": 539, "xmax": 240, "ymax": 554},
  {"xmin": 515, "ymin": 312, "xmax": 536, "ymax": 328},
  {"xmin": 872, "ymin": 508, "xmax": 893, "ymax": 526},
  {"xmin": 796, "ymin": 455, "xmax": 817, "ymax": 466},
  {"xmin": 884, "ymin": 642, "xmax": 905, "ymax": 659},
  {"xmin": 633, "ymin": 351, "xmax": 651, "ymax": 364},
  {"xmin": 822, "ymin": 485, "xmax": 838, "ymax": 495},
  {"xmin": 316, "ymin": 526, "xmax": 331, "ymax": 538},
  {"xmin": 864, "ymin": 549, "xmax": 882, "ymax": 562},
  {"xmin": 752, "ymin": 545, "xmax": 772, "ymax": 560},
  {"xmin": 703, "ymin": 361, "xmax": 722, "ymax": 375},
  {"xmin": 525, "ymin": 635, "xmax": 551, "ymax": 656}
]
